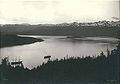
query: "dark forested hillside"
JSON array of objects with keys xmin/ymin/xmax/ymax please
[
  {"xmin": 27, "ymin": 26, "xmax": 120, "ymax": 38},
  {"xmin": 0, "ymin": 21, "xmax": 120, "ymax": 38}
]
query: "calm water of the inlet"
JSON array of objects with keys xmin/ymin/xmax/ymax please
[{"xmin": 0, "ymin": 35, "xmax": 119, "ymax": 68}]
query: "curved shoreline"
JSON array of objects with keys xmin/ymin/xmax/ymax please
[{"xmin": 0, "ymin": 34, "xmax": 44, "ymax": 48}]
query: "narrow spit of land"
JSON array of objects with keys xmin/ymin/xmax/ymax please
[{"xmin": 0, "ymin": 34, "xmax": 44, "ymax": 48}]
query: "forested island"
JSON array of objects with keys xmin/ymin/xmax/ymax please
[
  {"xmin": 0, "ymin": 40, "xmax": 119, "ymax": 84},
  {"xmin": 0, "ymin": 34, "xmax": 44, "ymax": 48}
]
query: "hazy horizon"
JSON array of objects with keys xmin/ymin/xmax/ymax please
[{"xmin": 0, "ymin": 0, "xmax": 119, "ymax": 24}]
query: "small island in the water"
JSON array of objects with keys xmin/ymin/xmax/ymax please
[
  {"xmin": 0, "ymin": 34, "xmax": 44, "ymax": 48},
  {"xmin": 67, "ymin": 35, "xmax": 84, "ymax": 38}
]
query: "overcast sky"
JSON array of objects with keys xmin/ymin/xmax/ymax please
[{"xmin": 0, "ymin": 0, "xmax": 119, "ymax": 24}]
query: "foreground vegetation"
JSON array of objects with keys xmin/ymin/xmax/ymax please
[{"xmin": 0, "ymin": 40, "xmax": 119, "ymax": 84}]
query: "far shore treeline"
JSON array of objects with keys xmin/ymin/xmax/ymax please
[{"xmin": 0, "ymin": 21, "xmax": 120, "ymax": 38}]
